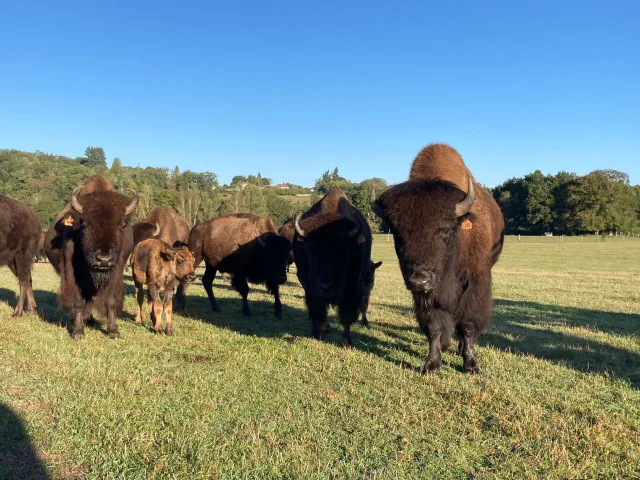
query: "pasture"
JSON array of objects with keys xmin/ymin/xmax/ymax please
[{"xmin": 1, "ymin": 236, "xmax": 639, "ymax": 479}]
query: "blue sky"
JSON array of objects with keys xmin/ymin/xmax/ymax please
[{"xmin": 1, "ymin": 1, "xmax": 638, "ymax": 187}]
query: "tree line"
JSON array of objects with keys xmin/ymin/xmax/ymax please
[{"xmin": 1, "ymin": 146, "xmax": 638, "ymax": 235}]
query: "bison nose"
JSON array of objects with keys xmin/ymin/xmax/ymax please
[
  {"xmin": 186, "ymin": 274, "xmax": 197, "ymax": 283},
  {"xmin": 408, "ymin": 270, "xmax": 436, "ymax": 292},
  {"xmin": 95, "ymin": 252, "xmax": 114, "ymax": 267}
]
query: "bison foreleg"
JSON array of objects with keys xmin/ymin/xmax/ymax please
[
  {"xmin": 71, "ymin": 299, "xmax": 85, "ymax": 340},
  {"xmin": 202, "ymin": 264, "xmax": 220, "ymax": 312},
  {"xmin": 231, "ymin": 275, "xmax": 251, "ymax": 317},
  {"xmin": 359, "ymin": 295, "xmax": 371, "ymax": 328},
  {"xmin": 163, "ymin": 290, "xmax": 174, "ymax": 336},
  {"xmin": 134, "ymin": 283, "xmax": 145, "ymax": 326},
  {"xmin": 415, "ymin": 300, "xmax": 451, "ymax": 374},
  {"xmin": 268, "ymin": 282, "xmax": 282, "ymax": 319},
  {"xmin": 460, "ymin": 329, "xmax": 481, "ymax": 374},
  {"xmin": 307, "ymin": 297, "xmax": 329, "ymax": 340},
  {"xmin": 338, "ymin": 308, "xmax": 358, "ymax": 348},
  {"xmin": 105, "ymin": 296, "xmax": 120, "ymax": 339}
]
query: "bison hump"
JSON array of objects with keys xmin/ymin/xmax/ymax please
[{"xmin": 409, "ymin": 143, "xmax": 472, "ymax": 193}]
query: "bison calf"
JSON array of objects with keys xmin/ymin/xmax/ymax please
[{"xmin": 131, "ymin": 239, "xmax": 196, "ymax": 335}]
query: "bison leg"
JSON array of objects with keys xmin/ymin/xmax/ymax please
[
  {"xmin": 163, "ymin": 290, "xmax": 174, "ymax": 336},
  {"xmin": 202, "ymin": 264, "xmax": 220, "ymax": 312},
  {"xmin": 338, "ymin": 308, "xmax": 358, "ymax": 348},
  {"xmin": 267, "ymin": 281, "xmax": 283, "ymax": 319},
  {"xmin": 9, "ymin": 260, "xmax": 36, "ymax": 317},
  {"xmin": 415, "ymin": 300, "xmax": 452, "ymax": 374},
  {"xmin": 134, "ymin": 282, "xmax": 145, "ymax": 326},
  {"xmin": 174, "ymin": 280, "xmax": 187, "ymax": 312},
  {"xmin": 307, "ymin": 296, "xmax": 329, "ymax": 340},
  {"xmin": 359, "ymin": 295, "xmax": 371, "ymax": 328},
  {"xmin": 105, "ymin": 296, "xmax": 120, "ymax": 339},
  {"xmin": 460, "ymin": 330, "xmax": 481, "ymax": 374},
  {"xmin": 232, "ymin": 275, "xmax": 251, "ymax": 316},
  {"xmin": 71, "ymin": 299, "xmax": 86, "ymax": 340}
]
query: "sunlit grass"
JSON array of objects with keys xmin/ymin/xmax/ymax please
[{"xmin": 1, "ymin": 236, "xmax": 639, "ymax": 479}]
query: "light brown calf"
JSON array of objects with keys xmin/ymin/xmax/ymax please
[{"xmin": 130, "ymin": 239, "xmax": 196, "ymax": 335}]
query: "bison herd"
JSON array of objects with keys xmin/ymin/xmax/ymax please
[{"xmin": 0, "ymin": 144, "xmax": 504, "ymax": 374}]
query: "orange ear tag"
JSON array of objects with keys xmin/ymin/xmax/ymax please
[
  {"xmin": 461, "ymin": 219, "xmax": 473, "ymax": 230},
  {"xmin": 63, "ymin": 215, "xmax": 74, "ymax": 226}
]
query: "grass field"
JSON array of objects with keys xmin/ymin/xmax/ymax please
[{"xmin": 1, "ymin": 236, "xmax": 639, "ymax": 479}]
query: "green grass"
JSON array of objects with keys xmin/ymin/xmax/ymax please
[{"xmin": 1, "ymin": 236, "xmax": 639, "ymax": 479}]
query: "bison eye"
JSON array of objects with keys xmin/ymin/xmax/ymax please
[{"xmin": 177, "ymin": 260, "xmax": 184, "ymax": 265}]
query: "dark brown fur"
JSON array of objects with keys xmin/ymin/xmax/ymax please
[
  {"xmin": 293, "ymin": 187, "xmax": 372, "ymax": 346},
  {"xmin": 278, "ymin": 220, "xmax": 295, "ymax": 271},
  {"xmin": 373, "ymin": 143, "xmax": 504, "ymax": 374},
  {"xmin": 131, "ymin": 239, "xmax": 196, "ymax": 335},
  {"xmin": 187, "ymin": 213, "xmax": 291, "ymax": 318},
  {"xmin": 359, "ymin": 260, "xmax": 382, "ymax": 327},
  {"xmin": 0, "ymin": 196, "xmax": 41, "ymax": 316},
  {"xmin": 36, "ymin": 231, "xmax": 47, "ymax": 262},
  {"xmin": 44, "ymin": 176, "xmax": 137, "ymax": 339}
]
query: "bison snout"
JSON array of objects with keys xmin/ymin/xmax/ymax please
[
  {"xmin": 407, "ymin": 270, "xmax": 436, "ymax": 292},
  {"xmin": 185, "ymin": 273, "xmax": 197, "ymax": 283},
  {"xmin": 94, "ymin": 252, "xmax": 114, "ymax": 269}
]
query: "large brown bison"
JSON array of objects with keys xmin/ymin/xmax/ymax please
[
  {"xmin": 278, "ymin": 220, "xmax": 295, "ymax": 272},
  {"xmin": 293, "ymin": 187, "xmax": 372, "ymax": 347},
  {"xmin": 187, "ymin": 213, "xmax": 291, "ymax": 318},
  {"xmin": 132, "ymin": 207, "xmax": 192, "ymax": 309},
  {"xmin": 372, "ymin": 143, "xmax": 504, "ymax": 374},
  {"xmin": 44, "ymin": 175, "xmax": 138, "ymax": 339},
  {"xmin": 130, "ymin": 239, "xmax": 196, "ymax": 335},
  {"xmin": 133, "ymin": 207, "xmax": 190, "ymax": 247},
  {"xmin": 0, "ymin": 196, "xmax": 41, "ymax": 316}
]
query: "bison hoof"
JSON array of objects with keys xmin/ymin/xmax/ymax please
[
  {"xmin": 275, "ymin": 310, "xmax": 283, "ymax": 320},
  {"xmin": 165, "ymin": 327, "xmax": 174, "ymax": 336},
  {"xmin": 420, "ymin": 360, "xmax": 441, "ymax": 375},
  {"xmin": 71, "ymin": 331, "xmax": 85, "ymax": 340},
  {"xmin": 361, "ymin": 318, "xmax": 370, "ymax": 328},
  {"xmin": 319, "ymin": 322, "xmax": 331, "ymax": 334},
  {"xmin": 465, "ymin": 366, "xmax": 483, "ymax": 375},
  {"xmin": 341, "ymin": 338, "xmax": 354, "ymax": 349},
  {"xmin": 211, "ymin": 305, "xmax": 220, "ymax": 313},
  {"xmin": 313, "ymin": 333, "xmax": 323, "ymax": 341},
  {"xmin": 242, "ymin": 308, "xmax": 251, "ymax": 317},
  {"xmin": 108, "ymin": 331, "xmax": 120, "ymax": 340},
  {"xmin": 11, "ymin": 311, "xmax": 23, "ymax": 318}
]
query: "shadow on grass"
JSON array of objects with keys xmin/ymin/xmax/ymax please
[
  {"xmin": 0, "ymin": 403, "xmax": 51, "ymax": 480},
  {"xmin": 485, "ymin": 299, "xmax": 640, "ymax": 387}
]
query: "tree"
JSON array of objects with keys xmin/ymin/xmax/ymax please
[
  {"xmin": 79, "ymin": 146, "xmax": 107, "ymax": 169},
  {"xmin": 231, "ymin": 175, "xmax": 247, "ymax": 186},
  {"xmin": 524, "ymin": 170, "xmax": 555, "ymax": 234},
  {"xmin": 243, "ymin": 185, "xmax": 267, "ymax": 216}
]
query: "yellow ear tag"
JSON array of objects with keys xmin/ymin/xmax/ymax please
[
  {"xmin": 63, "ymin": 215, "xmax": 74, "ymax": 227},
  {"xmin": 357, "ymin": 234, "xmax": 366, "ymax": 244},
  {"xmin": 461, "ymin": 219, "xmax": 473, "ymax": 230}
]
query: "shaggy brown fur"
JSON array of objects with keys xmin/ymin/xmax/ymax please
[
  {"xmin": 36, "ymin": 231, "xmax": 47, "ymax": 262},
  {"xmin": 131, "ymin": 239, "xmax": 196, "ymax": 335},
  {"xmin": 373, "ymin": 143, "xmax": 504, "ymax": 374},
  {"xmin": 44, "ymin": 175, "xmax": 138, "ymax": 339},
  {"xmin": 187, "ymin": 213, "xmax": 291, "ymax": 318},
  {"xmin": 278, "ymin": 220, "xmax": 295, "ymax": 271},
  {"xmin": 0, "ymin": 195, "xmax": 41, "ymax": 316},
  {"xmin": 293, "ymin": 187, "xmax": 372, "ymax": 347}
]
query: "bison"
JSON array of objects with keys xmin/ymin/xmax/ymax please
[
  {"xmin": 44, "ymin": 175, "xmax": 138, "ymax": 339},
  {"xmin": 36, "ymin": 231, "xmax": 47, "ymax": 262},
  {"xmin": 360, "ymin": 260, "xmax": 382, "ymax": 327},
  {"xmin": 278, "ymin": 220, "xmax": 295, "ymax": 272},
  {"xmin": 0, "ymin": 196, "xmax": 41, "ymax": 316},
  {"xmin": 130, "ymin": 239, "xmax": 196, "ymax": 335},
  {"xmin": 187, "ymin": 213, "xmax": 291, "ymax": 318},
  {"xmin": 293, "ymin": 187, "xmax": 372, "ymax": 347},
  {"xmin": 372, "ymin": 143, "xmax": 504, "ymax": 374}
]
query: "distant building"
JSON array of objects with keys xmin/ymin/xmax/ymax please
[{"xmin": 274, "ymin": 183, "xmax": 289, "ymax": 190}]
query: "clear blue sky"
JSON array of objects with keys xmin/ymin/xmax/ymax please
[{"xmin": 1, "ymin": 1, "xmax": 638, "ymax": 187}]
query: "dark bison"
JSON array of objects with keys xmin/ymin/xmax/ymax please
[
  {"xmin": 132, "ymin": 207, "xmax": 192, "ymax": 309},
  {"xmin": 372, "ymin": 143, "xmax": 504, "ymax": 374},
  {"xmin": 293, "ymin": 187, "xmax": 372, "ymax": 347},
  {"xmin": 187, "ymin": 213, "xmax": 291, "ymax": 318},
  {"xmin": 278, "ymin": 220, "xmax": 295, "ymax": 272},
  {"xmin": 360, "ymin": 260, "xmax": 382, "ymax": 327},
  {"xmin": 130, "ymin": 239, "xmax": 196, "ymax": 335},
  {"xmin": 0, "ymin": 196, "xmax": 41, "ymax": 316},
  {"xmin": 44, "ymin": 175, "xmax": 138, "ymax": 339}
]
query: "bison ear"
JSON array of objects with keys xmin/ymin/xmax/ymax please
[
  {"xmin": 160, "ymin": 248, "xmax": 176, "ymax": 262},
  {"xmin": 373, "ymin": 261, "xmax": 383, "ymax": 269}
]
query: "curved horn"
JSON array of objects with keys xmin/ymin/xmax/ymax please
[
  {"xmin": 455, "ymin": 177, "xmax": 475, "ymax": 217},
  {"xmin": 294, "ymin": 214, "xmax": 306, "ymax": 238},
  {"xmin": 125, "ymin": 188, "xmax": 139, "ymax": 216},
  {"xmin": 153, "ymin": 222, "xmax": 161, "ymax": 237},
  {"xmin": 70, "ymin": 187, "xmax": 83, "ymax": 213}
]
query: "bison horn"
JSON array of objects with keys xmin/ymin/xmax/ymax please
[
  {"xmin": 294, "ymin": 214, "xmax": 306, "ymax": 238},
  {"xmin": 70, "ymin": 187, "xmax": 84, "ymax": 213},
  {"xmin": 455, "ymin": 177, "xmax": 475, "ymax": 217},
  {"xmin": 153, "ymin": 222, "xmax": 161, "ymax": 237},
  {"xmin": 125, "ymin": 189, "xmax": 139, "ymax": 216}
]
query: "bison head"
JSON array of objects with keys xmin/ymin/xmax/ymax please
[
  {"xmin": 293, "ymin": 212, "xmax": 362, "ymax": 299},
  {"xmin": 65, "ymin": 188, "xmax": 138, "ymax": 284},
  {"xmin": 256, "ymin": 233, "xmax": 291, "ymax": 287},
  {"xmin": 161, "ymin": 244, "xmax": 197, "ymax": 283},
  {"xmin": 373, "ymin": 178, "xmax": 474, "ymax": 294},
  {"xmin": 363, "ymin": 260, "xmax": 383, "ymax": 296}
]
